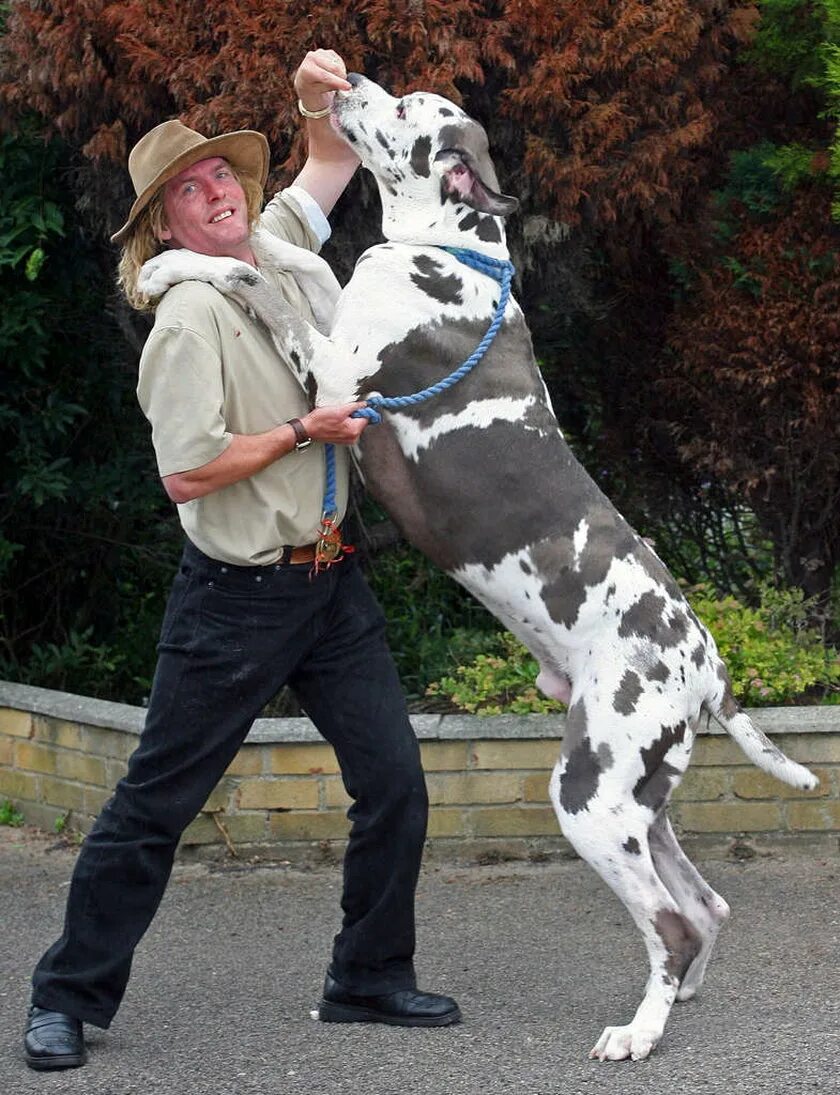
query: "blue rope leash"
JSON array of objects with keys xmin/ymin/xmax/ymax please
[{"xmin": 318, "ymin": 247, "xmax": 514, "ymax": 558}]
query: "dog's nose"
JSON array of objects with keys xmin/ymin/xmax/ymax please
[{"xmin": 347, "ymin": 72, "xmax": 364, "ymax": 87}]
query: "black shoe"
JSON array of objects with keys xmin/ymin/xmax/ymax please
[
  {"xmin": 24, "ymin": 1006, "xmax": 87, "ymax": 1071},
  {"xmin": 319, "ymin": 973, "xmax": 461, "ymax": 1027}
]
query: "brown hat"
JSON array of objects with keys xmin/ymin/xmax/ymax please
[{"xmin": 110, "ymin": 119, "xmax": 270, "ymax": 244}]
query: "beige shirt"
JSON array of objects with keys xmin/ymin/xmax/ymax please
[{"xmin": 136, "ymin": 190, "xmax": 349, "ymax": 566}]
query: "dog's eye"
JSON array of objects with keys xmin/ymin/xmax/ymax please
[{"xmin": 396, "ymin": 102, "xmax": 406, "ymax": 120}]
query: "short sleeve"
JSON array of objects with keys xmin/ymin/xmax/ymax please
[
  {"xmin": 137, "ymin": 325, "xmax": 233, "ymax": 477},
  {"xmin": 259, "ymin": 188, "xmax": 325, "ymax": 252},
  {"xmin": 283, "ymin": 186, "xmax": 331, "ymax": 246}
]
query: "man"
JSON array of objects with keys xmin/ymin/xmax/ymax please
[{"xmin": 24, "ymin": 49, "xmax": 460, "ymax": 1073}]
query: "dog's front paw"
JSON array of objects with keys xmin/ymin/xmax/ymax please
[
  {"xmin": 138, "ymin": 251, "xmax": 261, "ymax": 299},
  {"xmin": 138, "ymin": 254, "xmax": 180, "ymax": 298}
]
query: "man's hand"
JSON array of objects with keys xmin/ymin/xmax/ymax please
[
  {"xmin": 292, "ymin": 49, "xmax": 360, "ymax": 215},
  {"xmin": 302, "ymin": 402, "xmax": 369, "ymax": 445},
  {"xmin": 294, "ymin": 49, "xmax": 352, "ymax": 113}
]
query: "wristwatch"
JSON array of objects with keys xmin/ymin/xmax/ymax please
[{"xmin": 286, "ymin": 417, "xmax": 312, "ymax": 452}]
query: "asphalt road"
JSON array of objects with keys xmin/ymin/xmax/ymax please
[{"xmin": 1, "ymin": 828, "xmax": 837, "ymax": 1095}]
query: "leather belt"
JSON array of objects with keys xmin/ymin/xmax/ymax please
[{"xmin": 278, "ymin": 542, "xmax": 319, "ymax": 566}]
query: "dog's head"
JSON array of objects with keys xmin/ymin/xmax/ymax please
[{"xmin": 332, "ymin": 75, "xmax": 518, "ymax": 254}]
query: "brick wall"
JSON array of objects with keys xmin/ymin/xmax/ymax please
[{"xmin": 1, "ymin": 682, "xmax": 837, "ymax": 861}]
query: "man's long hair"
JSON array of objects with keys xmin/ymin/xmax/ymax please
[{"xmin": 117, "ymin": 166, "xmax": 265, "ymax": 312}]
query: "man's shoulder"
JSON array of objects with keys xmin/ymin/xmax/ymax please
[
  {"xmin": 152, "ymin": 279, "xmax": 234, "ymax": 332},
  {"xmin": 260, "ymin": 188, "xmax": 323, "ymax": 252}
]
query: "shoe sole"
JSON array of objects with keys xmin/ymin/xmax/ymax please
[
  {"xmin": 318, "ymin": 1000, "xmax": 461, "ymax": 1027},
  {"xmin": 25, "ymin": 1051, "xmax": 87, "ymax": 1071}
]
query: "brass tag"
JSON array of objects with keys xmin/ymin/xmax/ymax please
[{"xmin": 315, "ymin": 537, "xmax": 342, "ymax": 564}]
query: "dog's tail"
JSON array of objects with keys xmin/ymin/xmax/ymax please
[{"xmin": 704, "ymin": 665, "xmax": 818, "ymax": 791}]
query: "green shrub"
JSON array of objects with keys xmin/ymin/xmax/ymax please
[
  {"xmin": 426, "ymin": 584, "xmax": 840, "ymax": 714},
  {"xmin": 426, "ymin": 631, "xmax": 565, "ymax": 715},
  {"xmin": 0, "ymin": 800, "xmax": 24, "ymax": 827},
  {"xmin": 0, "ymin": 125, "xmax": 178, "ymax": 707},
  {"xmin": 690, "ymin": 583, "xmax": 840, "ymax": 706}
]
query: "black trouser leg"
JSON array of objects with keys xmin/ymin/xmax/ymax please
[
  {"xmin": 290, "ymin": 563, "xmax": 428, "ymax": 995},
  {"xmin": 31, "ymin": 547, "xmax": 328, "ymax": 1026}
]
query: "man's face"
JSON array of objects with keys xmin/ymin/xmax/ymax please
[{"xmin": 159, "ymin": 157, "xmax": 251, "ymax": 257}]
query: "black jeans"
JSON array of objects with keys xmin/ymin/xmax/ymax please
[{"xmin": 31, "ymin": 541, "xmax": 428, "ymax": 1028}]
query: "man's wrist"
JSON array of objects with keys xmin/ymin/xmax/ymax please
[
  {"xmin": 297, "ymin": 98, "xmax": 332, "ymax": 120},
  {"xmin": 286, "ymin": 417, "xmax": 312, "ymax": 452}
]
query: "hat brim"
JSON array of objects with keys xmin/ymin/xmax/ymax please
[{"xmin": 110, "ymin": 129, "xmax": 270, "ymax": 245}]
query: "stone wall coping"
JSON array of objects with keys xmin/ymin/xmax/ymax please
[{"xmin": 1, "ymin": 679, "xmax": 837, "ymax": 743}]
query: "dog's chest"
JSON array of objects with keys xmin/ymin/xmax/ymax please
[
  {"xmin": 345, "ymin": 249, "xmax": 555, "ymax": 562},
  {"xmin": 332, "ymin": 246, "xmax": 513, "ymax": 381}
]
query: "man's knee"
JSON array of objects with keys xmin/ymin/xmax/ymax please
[
  {"xmin": 370, "ymin": 773, "xmax": 428, "ymax": 851},
  {"xmin": 351, "ymin": 753, "xmax": 428, "ymax": 829},
  {"xmin": 91, "ymin": 776, "xmax": 199, "ymax": 846}
]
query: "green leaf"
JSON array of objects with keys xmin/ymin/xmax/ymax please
[{"xmin": 24, "ymin": 246, "xmax": 45, "ymax": 281}]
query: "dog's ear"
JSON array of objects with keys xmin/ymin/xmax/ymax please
[{"xmin": 435, "ymin": 148, "xmax": 519, "ymax": 217}]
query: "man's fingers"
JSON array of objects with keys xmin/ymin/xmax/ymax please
[
  {"xmin": 300, "ymin": 49, "xmax": 351, "ymax": 91},
  {"xmin": 304, "ymin": 402, "xmax": 369, "ymax": 442},
  {"xmin": 312, "ymin": 48, "xmax": 347, "ymax": 77},
  {"xmin": 318, "ymin": 71, "xmax": 352, "ymax": 91},
  {"xmin": 347, "ymin": 419, "xmax": 368, "ymax": 440}
]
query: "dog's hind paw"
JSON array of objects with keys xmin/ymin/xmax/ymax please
[{"xmin": 589, "ymin": 1023, "xmax": 661, "ymax": 1062}]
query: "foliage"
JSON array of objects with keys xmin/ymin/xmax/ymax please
[
  {"xmin": 428, "ymin": 585, "xmax": 840, "ymax": 714},
  {"xmin": 427, "ymin": 631, "xmax": 565, "ymax": 716},
  {"xmin": 639, "ymin": 2, "xmax": 840, "ymax": 614},
  {"xmin": 553, "ymin": 1, "xmax": 840, "ymax": 623},
  {"xmin": 0, "ymin": 124, "xmax": 180, "ymax": 703},
  {"xmin": 639, "ymin": 497, "xmax": 775, "ymax": 599},
  {"xmin": 0, "ymin": 2, "xmax": 838, "ymax": 701},
  {"xmin": 0, "ymin": 1, "xmax": 758, "ymax": 236},
  {"xmin": 661, "ymin": 185, "xmax": 840, "ymax": 608},
  {"xmin": 0, "ymin": 799, "xmax": 24, "ymax": 826},
  {"xmin": 690, "ymin": 583, "xmax": 840, "ymax": 704},
  {"xmin": 748, "ymin": 2, "xmax": 840, "ymax": 211},
  {"xmin": 747, "ymin": 0, "xmax": 826, "ymax": 88},
  {"xmin": 763, "ymin": 141, "xmax": 829, "ymax": 189},
  {"xmin": 712, "ymin": 142, "xmax": 791, "ymax": 221},
  {"xmin": 0, "ymin": 130, "xmax": 75, "ymax": 548}
]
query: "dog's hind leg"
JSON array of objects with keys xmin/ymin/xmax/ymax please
[
  {"xmin": 648, "ymin": 812, "xmax": 730, "ymax": 1001},
  {"xmin": 549, "ymin": 700, "xmax": 703, "ymax": 1060},
  {"xmin": 551, "ymin": 788, "xmax": 701, "ymax": 1060}
]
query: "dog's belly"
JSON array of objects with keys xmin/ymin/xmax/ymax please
[
  {"xmin": 452, "ymin": 547, "xmax": 711, "ymax": 716},
  {"xmin": 357, "ymin": 400, "xmax": 710, "ymax": 682}
]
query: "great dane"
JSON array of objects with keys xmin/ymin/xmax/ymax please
[{"xmin": 139, "ymin": 75, "xmax": 817, "ymax": 1061}]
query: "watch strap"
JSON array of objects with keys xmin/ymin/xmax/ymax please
[{"xmin": 286, "ymin": 417, "xmax": 311, "ymax": 450}]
